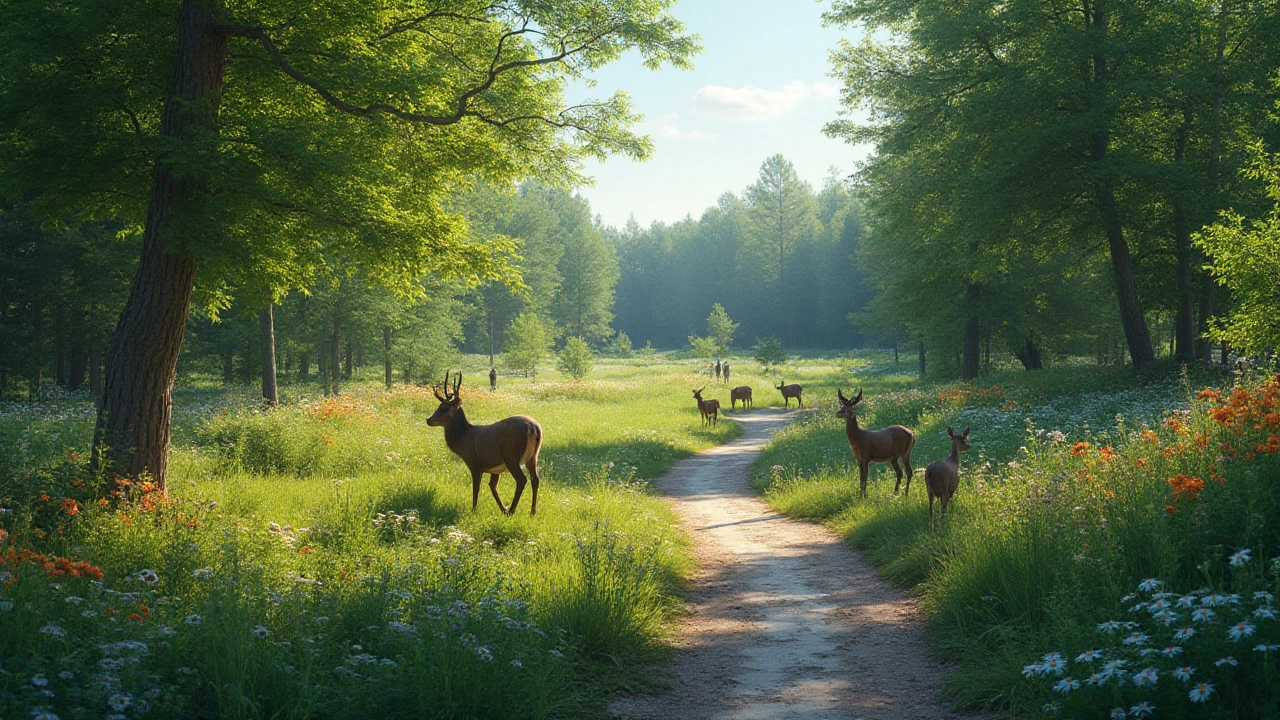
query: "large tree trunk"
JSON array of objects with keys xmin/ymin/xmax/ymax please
[
  {"xmin": 299, "ymin": 351, "xmax": 310, "ymax": 382},
  {"xmin": 1088, "ymin": 3, "xmax": 1155, "ymax": 369},
  {"xmin": 91, "ymin": 0, "xmax": 228, "ymax": 491},
  {"xmin": 1015, "ymin": 331, "xmax": 1044, "ymax": 370},
  {"xmin": 259, "ymin": 299, "xmax": 278, "ymax": 406},
  {"xmin": 383, "ymin": 326, "xmax": 393, "ymax": 390},
  {"xmin": 962, "ymin": 281, "xmax": 981, "ymax": 381}
]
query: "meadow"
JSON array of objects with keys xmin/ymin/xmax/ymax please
[
  {"xmin": 0, "ymin": 356, "xmax": 771, "ymax": 720},
  {"xmin": 753, "ymin": 358, "xmax": 1280, "ymax": 718}
]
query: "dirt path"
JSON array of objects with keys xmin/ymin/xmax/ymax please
[{"xmin": 611, "ymin": 409, "xmax": 973, "ymax": 720}]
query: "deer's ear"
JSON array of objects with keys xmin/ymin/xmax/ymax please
[
  {"xmin": 853, "ymin": 389, "xmax": 863, "ymax": 404},
  {"xmin": 962, "ymin": 427, "xmax": 970, "ymax": 438},
  {"xmin": 838, "ymin": 389, "xmax": 847, "ymax": 403},
  {"xmin": 947, "ymin": 426, "xmax": 955, "ymax": 438}
]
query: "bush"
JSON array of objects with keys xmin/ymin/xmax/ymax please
[
  {"xmin": 557, "ymin": 337, "xmax": 594, "ymax": 381},
  {"xmin": 504, "ymin": 312, "xmax": 554, "ymax": 377},
  {"xmin": 607, "ymin": 331, "xmax": 633, "ymax": 358},
  {"xmin": 754, "ymin": 335, "xmax": 787, "ymax": 371}
]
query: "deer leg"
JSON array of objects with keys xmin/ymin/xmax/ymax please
[
  {"xmin": 903, "ymin": 455, "xmax": 914, "ymax": 496},
  {"xmin": 471, "ymin": 469, "xmax": 484, "ymax": 511},
  {"xmin": 928, "ymin": 493, "xmax": 935, "ymax": 530},
  {"xmin": 797, "ymin": 394, "xmax": 802, "ymax": 407},
  {"xmin": 891, "ymin": 457, "xmax": 904, "ymax": 494},
  {"xmin": 487, "ymin": 474, "xmax": 510, "ymax": 515},
  {"xmin": 526, "ymin": 457, "xmax": 540, "ymax": 516},
  {"xmin": 506, "ymin": 465, "xmax": 529, "ymax": 516},
  {"xmin": 859, "ymin": 461, "xmax": 869, "ymax": 498}
]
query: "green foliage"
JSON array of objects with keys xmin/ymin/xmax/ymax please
[
  {"xmin": 503, "ymin": 312, "xmax": 554, "ymax": 377},
  {"xmin": 754, "ymin": 335, "xmax": 787, "ymax": 371},
  {"xmin": 706, "ymin": 303, "xmax": 739, "ymax": 351},
  {"xmin": 687, "ymin": 335, "xmax": 720, "ymax": 359},
  {"xmin": 1196, "ymin": 144, "xmax": 1280, "ymax": 355},
  {"xmin": 557, "ymin": 337, "xmax": 595, "ymax": 381},
  {"xmin": 607, "ymin": 331, "xmax": 633, "ymax": 358}
]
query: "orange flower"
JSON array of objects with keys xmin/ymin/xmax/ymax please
[
  {"xmin": 1072, "ymin": 441, "xmax": 1091, "ymax": 457},
  {"xmin": 1167, "ymin": 474, "xmax": 1204, "ymax": 501},
  {"xmin": 1194, "ymin": 434, "xmax": 1210, "ymax": 450},
  {"xmin": 0, "ymin": 528, "xmax": 7, "ymax": 544},
  {"xmin": 1140, "ymin": 430, "xmax": 1159, "ymax": 445},
  {"xmin": 126, "ymin": 613, "xmax": 146, "ymax": 624},
  {"xmin": 299, "ymin": 546, "xmax": 314, "ymax": 555},
  {"xmin": 68, "ymin": 451, "xmax": 77, "ymax": 461},
  {"xmin": 1135, "ymin": 459, "xmax": 1146, "ymax": 468},
  {"xmin": 320, "ymin": 433, "xmax": 335, "ymax": 446},
  {"xmin": 38, "ymin": 493, "xmax": 50, "ymax": 503},
  {"xmin": 1166, "ymin": 506, "xmax": 1179, "ymax": 515},
  {"xmin": 1098, "ymin": 446, "xmax": 1117, "ymax": 463},
  {"xmin": 60, "ymin": 498, "xmax": 79, "ymax": 516},
  {"xmin": 1165, "ymin": 417, "xmax": 1187, "ymax": 434},
  {"xmin": 1197, "ymin": 388, "xmax": 1221, "ymax": 401},
  {"xmin": 97, "ymin": 498, "xmax": 109, "ymax": 507}
]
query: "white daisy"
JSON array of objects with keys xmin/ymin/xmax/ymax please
[
  {"xmin": 1075, "ymin": 649, "xmax": 1104, "ymax": 663},
  {"xmin": 1173, "ymin": 626, "xmax": 1197, "ymax": 641},
  {"xmin": 1172, "ymin": 666, "xmax": 1194, "ymax": 681},
  {"xmin": 192, "ymin": 567, "xmax": 212, "ymax": 579},
  {"xmin": 1051, "ymin": 677, "xmax": 1080, "ymax": 694},
  {"xmin": 1191, "ymin": 608, "xmax": 1216, "ymax": 623},
  {"xmin": 1131, "ymin": 667, "xmax": 1158, "ymax": 688},
  {"xmin": 1188, "ymin": 682, "xmax": 1214, "ymax": 702},
  {"xmin": 1214, "ymin": 656, "xmax": 1238, "ymax": 667},
  {"xmin": 251, "ymin": 625, "xmax": 269, "ymax": 639},
  {"xmin": 1129, "ymin": 701, "xmax": 1155, "ymax": 718},
  {"xmin": 136, "ymin": 569, "xmax": 159, "ymax": 585},
  {"xmin": 1229, "ymin": 548, "xmax": 1252, "ymax": 566},
  {"xmin": 1137, "ymin": 579, "xmax": 1163, "ymax": 593},
  {"xmin": 1227, "ymin": 622, "xmax": 1256, "ymax": 642}
]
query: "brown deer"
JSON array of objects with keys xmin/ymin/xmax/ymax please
[
  {"xmin": 730, "ymin": 385, "xmax": 752, "ymax": 409},
  {"xmin": 427, "ymin": 372, "xmax": 543, "ymax": 515},
  {"xmin": 775, "ymin": 380, "xmax": 803, "ymax": 408},
  {"xmin": 692, "ymin": 387, "xmax": 720, "ymax": 426},
  {"xmin": 925, "ymin": 427, "xmax": 971, "ymax": 529},
  {"xmin": 836, "ymin": 389, "xmax": 916, "ymax": 497}
]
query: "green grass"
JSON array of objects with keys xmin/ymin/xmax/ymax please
[
  {"xmin": 751, "ymin": 358, "xmax": 1280, "ymax": 717},
  {"xmin": 0, "ymin": 355, "xmax": 754, "ymax": 720}
]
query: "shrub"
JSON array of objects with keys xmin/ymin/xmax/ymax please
[{"xmin": 558, "ymin": 337, "xmax": 594, "ymax": 381}]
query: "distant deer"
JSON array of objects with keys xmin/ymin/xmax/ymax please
[
  {"xmin": 775, "ymin": 380, "xmax": 803, "ymax": 408},
  {"xmin": 427, "ymin": 372, "xmax": 543, "ymax": 515},
  {"xmin": 715, "ymin": 360, "xmax": 722, "ymax": 382},
  {"xmin": 925, "ymin": 426, "xmax": 970, "ymax": 528},
  {"xmin": 693, "ymin": 387, "xmax": 720, "ymax": 426},
  {"xmin": 723, "ymin": 362, "xmax": 731, "ymax": 385},
  {"xmin": 836, "ymin": 389, "xmax": 916, "ymax": 497},
  {"xmin": 730, "ymin": 385, "xmax": 753, "ymax": 409}
]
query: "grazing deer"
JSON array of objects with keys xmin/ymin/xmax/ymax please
[
  {"xmin": 836, "ymin": 389, "xmax": 916, "ymax": 497},
  {"xmin": 730, "ymin": 385, "xmax": 753, "ymax": 409},
  {"xmin": 427, "ymin": 372, "xmax": 543, "ymax": 515},
  {"xmin": 775, "ymin": 380, "xmax": 803, "ymax": 408},
  {"xmin": 693, "ymin": 387, "xmax": 720, "ymax": 426},
  {"xmin": 925, "ymin": 427, "xmax": 971, "ymax": 529}
]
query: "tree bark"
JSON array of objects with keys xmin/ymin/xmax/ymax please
[
  {"xmin": 962, "ymin": 281, "xmax": 981, "ymax": 381},
  {"xmin": 1088, "ymin": 2, "xmax": 1156, "ymax": 369},
  {"xmin": 92, "ymin": 0, "xmax": 229, "ymax": 490},
  {"xmin": 55, "ymin": 305, "xmax": 67, "ymax": 387},
  {"xmin": 299, "ymin": 351, "xmax": 310, "ymax": 382},
  {"xmin": 383, "ymin": 326, "xmax": 393, "ymax": 390},
  {"xmin": 343, "ymin": 339, "xmax": 353, "ymax": 379},
  {"xmin": 917, "ymin": 339, "xmax": 926, "ymax": 379},
  {"xmin": 329, "ymin": 308, "xmax": 341, "ymax": 396},
  {"xmin": 259, "ymin": 298, "xmax": 278, "ymax": 406}
]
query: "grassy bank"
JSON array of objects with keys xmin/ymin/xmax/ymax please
[
  {"xmin": 0, "ymin": 358, "xmax": 747, "ymax": 720},
  {"xmin": 752, "ymin": 360, "xmax": 1280, "ymax": 717}
]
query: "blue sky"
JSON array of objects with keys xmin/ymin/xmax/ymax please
[{"xmin": 571, "ymin": 0, "xmax": 871, "ymax": 228}]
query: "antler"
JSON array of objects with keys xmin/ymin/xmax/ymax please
[
  {"xmin": 453, "ymin": 372, "xmax": 462, "ymax": 399},
  {"xmin": 838, "ymin": 389, "xmax": 847, "ymax": 403}
]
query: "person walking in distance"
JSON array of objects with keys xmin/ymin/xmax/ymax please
[{"xmin": 489, "ymin": 367, "xmax": 497, "ymax": 391}]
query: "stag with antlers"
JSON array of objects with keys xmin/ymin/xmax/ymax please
[
  {"xmin": 692, "ymin": 387, "xmax": 720, "ymax": 426},
  {"xmin": 836, "ymin": 389, "xmax": 916, "ymax": 497},
  {"xmin": 428, "ymin": 372, "xmax": 543, "ymax": 515}
]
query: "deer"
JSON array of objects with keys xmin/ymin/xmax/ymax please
[
  {"xmin": 775, "ymin": 380, "xmax": 803, "ymax": 408},
  {"xmin": 730, "ymin": 385, "xmax": 753, "ymax": 409},
  {"xmin": 925, "ymin": 426, "xmax": 971, "ymax": 529},
  {"xmin": 427, "ymin": 372, "xmax": 543, "ymax": 516},
  {"xmin": 693, "ymin": 387, "xmax": 720, "ymax": 426},
  {"xmin": 836, "ymin": 389, "xmax": 917, "ymax": 497},
  {"xmin": 723, "ymin": 362, "xmax": 731, "ymax": 385}
]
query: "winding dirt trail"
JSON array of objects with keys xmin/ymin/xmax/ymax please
[{"xmin": 611, "ymin": 409, "xmax": 974, "ymax": 720}]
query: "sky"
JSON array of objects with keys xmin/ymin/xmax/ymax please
[{"xmin": 570, "ymin": 0, "xmax": 871, "ymax": 229}]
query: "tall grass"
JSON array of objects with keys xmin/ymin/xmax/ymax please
[
  {"xmin": 753, "ymin": 362, "xmax": 1280, "ymax": 716},
  {"xmin": 0, "ymin": 358, "xmax": 742, "ymax": 720}
]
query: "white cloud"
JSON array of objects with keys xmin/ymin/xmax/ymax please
[
  {"xmin": 652, "ymin": 113, "xmax": 714, "ymax": 140},
  {"xmin": 690, "ymin": 81, "xmax": 839, "ymax": 122}
]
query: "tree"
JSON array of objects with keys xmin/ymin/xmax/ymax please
[
  {"xmin": 557, "ymin": 337, "xmax": 594, "ymax": 380},
  {"xmin": 607, "ymin": 331, "xmax": 633, "ymax": 358},
  {"xmin": 504, "ymin": 312, "xmax": 554, "ymax": 377},
  {"xmin": 0, "ymin": 0, "xmax": 698, "ymax": 489},
  {"xmin": 754, "ymin": 335, "xmax": 787, "ymax": 373},
  {"xmin": 548, "ymin": 189, "xmax": 619, "ymax": 343},
  {"xmin": 744, "ymin": 155, "xmax": 819, "ymax": 345},
  {"xmin": 706, "ymin": 303, "xmax": 739, "ymax": 351}
]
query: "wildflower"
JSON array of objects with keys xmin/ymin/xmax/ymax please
[
  {"xmin": 31, "ymin": 674, "xmax": 49, "ymax": 687},
  {"xmin": 511, "ymin": 659, "xmax": 523, "ymax": 668},
  {"xmin": 1254, "ymin": 643, "xmax": 1280, "ymax": 652},
  {"xmin": 1160, "ymin": 645, "xmax": 1183, "ymax": 657},
  {"xmin": 1051, "ymin": 677, "xmax": 1080, "ymax": 694},
  {"xmin": 1254, "ymin": 606, "xmax": 1276, "ymax": 620},
  {"xmin": 136, "ymin": 569, "xmax": 159, "ymax": 585},
  {"xmin": 1152, "ymin": 609, "xmax": 1179, "ymax": 626},
  {"xmin": 1227, "ymin": 622, "xmax": 1256, "ymax": 641},
  {"xmin": 82, "ymin": 610, "xmax": 97, "ymax": 618},
  {"xmin": 192, "ymin": 567, "xmax": 212, "ymax": 579},
  {"xmin": 58, "ymin": 672, "xmax": 73, "ymax": 680},
  {"xmin": 1075, "ymin": 649, "xmax": 1104, "ymax": 663},
  {"xmin": 386, "ymin": 621, "xmax": 417, "ymax": 634},
  {"xmin": 183, "ymin": 614, "xmax": 202, "ymax": 625},
  {"xmin": 1097, "ymin": 620, "xmax": 1123, "ymax": 634},
  {"xmin": 107, "ymin": 692, "xmax": 133, "ymax": 711},
  {"xmin": 1022, "ymin": 662, "xmax": 1045, "ymax": 677},
  {"xmin": 1176, "ymin": 594, "xmax": 1198, "ymax": 608},
  {"xmin": 1040, "ymin": 652, "xmax": 1067, "ymax": 675},
  {"xmin": 1131, "ymin": 667, "xmax": 1158, "ymax": 688},
  {"xmin": 1229, "ymin": 549, "xmax": 1252, "ymax": 566},
  {"xmin": 1129, "ymin": 702, "xmax": 1155, "ymax": 718},
  {"xmin": 39, "ymin": 625, "xmax": 66, "ymax": 637},
  {"xmin": 1109, "ymin": 709, "xmax": 1126, "ymax": 720},
  {"xmin": 1137, "ymin": 579, "xmax": 1163, "ymax": 593},
  {"xmin": 1214, "ymin": 656, "xmax": 1238, "ymax": 667},
  {"xmin": 30, "ymin": 710, "xmax": 59, "ymax": 720},
  {"xmin": 1254, "ymin": 591, "xmax": 1275, "ymax": 603},
  {"xmin": 1122, "ymin": 632, "xmax": 1150, "ymax": 646},
  {"xmin": 549, "ymin": 649, "xmax": 564, "ymax": 658},
  {"xmin": 1043, "ymin": 701, "xmax": 1060, "ymax": 716},
  {"xmin": 474, "ymin": 646, "xmax": 493, "ymax": 662},
  {"xmin": 1191, "ymin": 608, "xmax": 1215, "ymax": 623},
  {"xmin": 1188, "ymin": 682, "xmax": 1214, "ymax": 702},
  {"xmin": 1173, "ymin": 666, "xmax": 1194, "ymax": 681},
  {"xmin": 251, "ymin": 626, "xmax": 269, "ymax": 639},
  {"xmin": 1072, "ymin": 442, "xmax": 1091, "ymax": 457}
]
